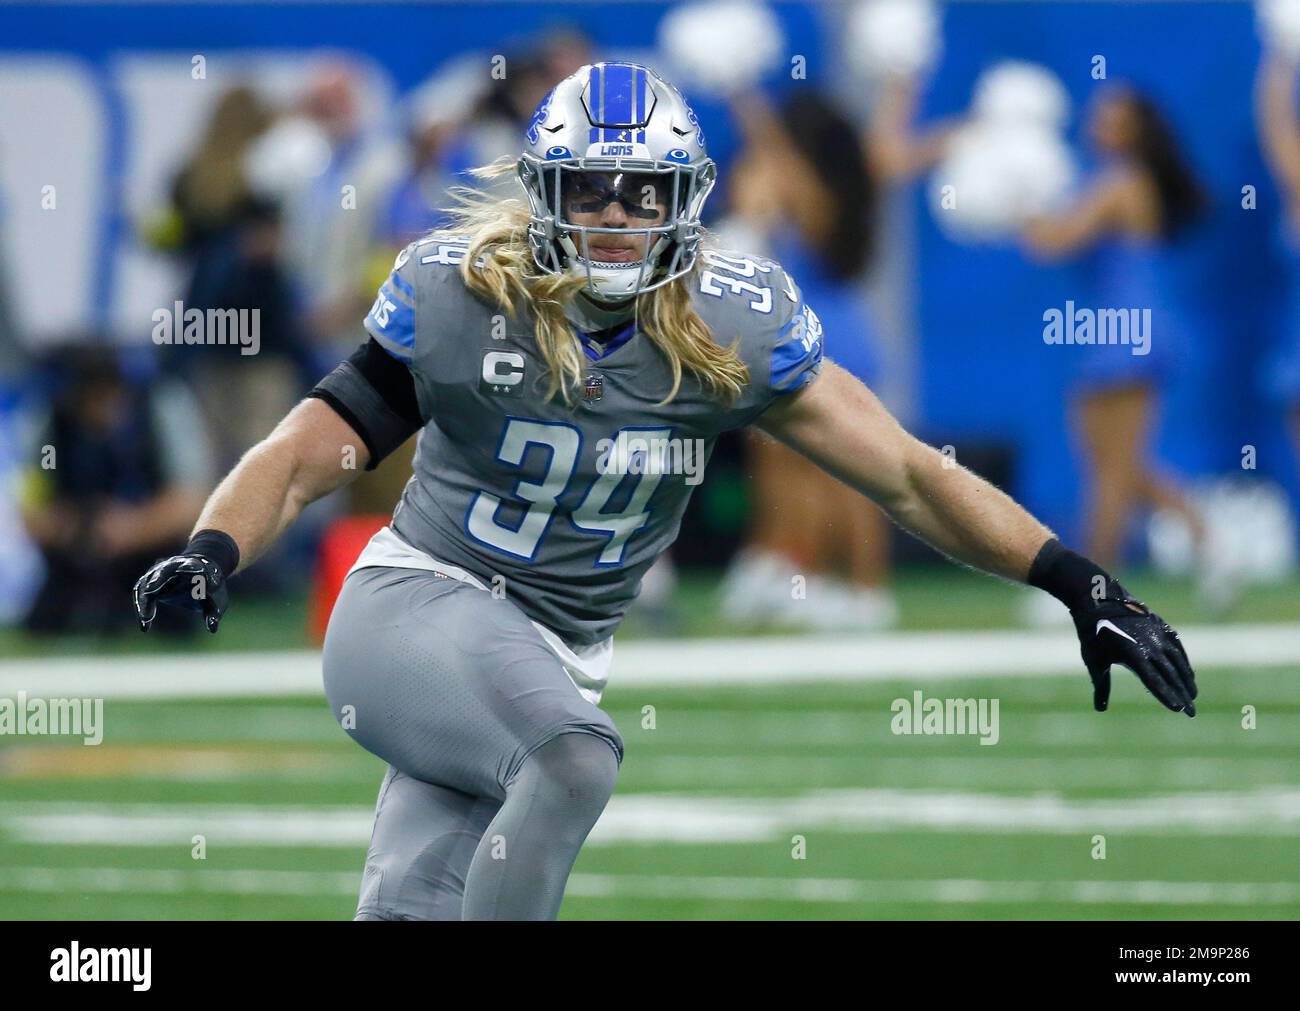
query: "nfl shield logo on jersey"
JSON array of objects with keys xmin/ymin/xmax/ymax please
[{"xmin": 583, "ymin": 373, "xmax": 604, "ymax": 403}]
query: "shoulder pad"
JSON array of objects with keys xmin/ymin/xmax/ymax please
[{"xmin": 688, "ymin": 247, "xmax": 823, "ymax": 408}]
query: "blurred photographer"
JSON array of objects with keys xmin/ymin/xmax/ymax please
[{"xmin": 19, "ymin": 344, "xmax": 214, "ymax": 635}]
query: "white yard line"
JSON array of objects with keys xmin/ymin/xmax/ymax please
[
  {"xmin": 0, "ymin": 866, "xmax": 359, "ymax": 897},
  {"xmin": 1, "ymin": 621, "xmax": 1298, "ymax": 699},
  {"xmin": 628, "ymin": 755, "xmax": 1300, "ymax": 790},
  {"xmin": 0, "ymin": 866, "xmax": 1296, "ymax": 907},
  {"xmin": 3, "ymin": 788, "xmax": 1300, "ymax": 848},
  {"xmin": 562, "ymin": 874, "xmax": 1300, "ymax": 906}
]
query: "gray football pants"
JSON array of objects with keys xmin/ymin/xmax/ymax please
[{"xmin": 321, "ymin": 565, "xmax": 624, "ymax": 920}]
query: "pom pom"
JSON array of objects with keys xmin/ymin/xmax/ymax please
[
  {"xmin": 659, "ymin": 0, "xmax": 785, "ymax": 96},
  {"xmin": 930, "ymin": 121, "xmax": 1076, "ymax": 241},
  {"xmin": 846, "ymin": 0, "xmax": 942, "ymax": 80},
  {"xmin": 1259, "ymin": 0, "xmax": 1300, "ymax": 59},
  {"xmin": 971, "ymin": 60, "xmax": 1071, "ymax": 132}
]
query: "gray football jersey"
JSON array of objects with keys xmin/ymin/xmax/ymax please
[{"xmin": 362, "ymin": 232, "xmax": 825, "ymax": 646}]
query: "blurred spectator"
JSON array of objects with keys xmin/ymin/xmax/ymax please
[
  {"xmin": 0, "ymin": 392, "xmax": 43, "ymax": 625},
  {"xmin": 378, "ymin": 54, "xmax": 495, "ymax": 251},
  {"xmin": 378, "ymin": 29, "xmax": 592, "ymax": 251},
  {"xmin": 183, "ymin": 195, "xmax": 310, "ymax": 472},
  {"xmin": 0, "ymin": 146, "xmax": 42, "ymax": 624},
  {"xmin": 157, "ymin": 85, "xmax": 273, "ymax": 257},
  {"xmin": 0, "ymin": 135, "xmax": 26, "ymax": 381},
  {"xmin": 1022, "ymin": 85, "xmax": 1207, "ymax": 572},
  {"xmin": 468, "ymin": 28, "xmax": 594, "ymax": 190},
  {"xmin": 256, "ymin": 59, "xmax": 404, "ymax": 363},
  {"xmin": 148, "ymin": 85, "xmax": 310, "ymax": 471},
  {"xmin": 17, "ymin": 344, "xmax": 214, "ymax": 635}
]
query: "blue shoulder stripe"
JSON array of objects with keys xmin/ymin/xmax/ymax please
[
  {"xmin": 388, "ymin": 267, "xmax": 415, "ymax": 300},
  {"xmin": 770, "ymin": 303, "xmax": 824, "ymax": 393},
  {"xmin": 363, "ymin": 278, "xmax": 416, "ymax": 361}
]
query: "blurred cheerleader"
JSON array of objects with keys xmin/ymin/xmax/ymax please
[
  {"xmin": 1022, "ymin": 86, "xmax": 1207, "ymax": 572},
  {"xmin": 1257, "ymin": 53, "xmax": 1300, "ymax": 475},
  {"xmin": 717, "ymin": 86, "xmax": 939, "ymax": 629}
]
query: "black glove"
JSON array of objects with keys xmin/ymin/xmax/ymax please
[
  {"xmin": 133, "ymin": 529, "xmax": 239, "ymax": 634},
  {"xmin": 1028, "ymin": 538, "xmax": 1197, "ymax": 717}
]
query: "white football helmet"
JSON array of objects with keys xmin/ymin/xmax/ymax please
[{"xmin": 516, "ymin": 61, "xmax": 717, "ymax": 302}]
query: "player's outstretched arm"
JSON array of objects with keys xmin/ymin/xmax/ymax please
[
  {"xmin": 134, "ymin": 398, "xmax": 370, "ymax": 633},
  {"xmin": 757, "ymin": 362, "xmax": 1197, "ymax": 716}
]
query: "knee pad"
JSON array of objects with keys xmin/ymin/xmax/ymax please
[{"xmin": 513, "ymin": 730, "xmax": 620, "ymax": 810}]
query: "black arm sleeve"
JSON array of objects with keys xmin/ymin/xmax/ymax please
[{"xmin": 307, "ymin": 338, "xmax": 424, "ymax": 470}]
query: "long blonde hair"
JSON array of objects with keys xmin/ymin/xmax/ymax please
[{"xmin": 438, "ymin": 157, "xmax": 748, "ymax": 405}]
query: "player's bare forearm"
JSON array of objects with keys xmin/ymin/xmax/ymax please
[
  {"xmin": 191, "ymin": 397, "xmax": 370, "ymax": 573},
  {"xmin": 757, "ymin": 362, "xmax": 1051, "ymax": 583},
  {"xmin": 877, "ymin": 439, "xmax": 1051, "ymax": 582}
]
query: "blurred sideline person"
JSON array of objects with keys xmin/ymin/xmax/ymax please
[
  {"xmin": 22, "ymin": 345, "xmax": 212, "ymax": 635},
  {"xmin": 0, "ymin": 198, "xmax": 43, "ymax": 623},
  {"xmin": 270, "ymin": 60, "xmax": 405, "ymax": 364},
  {"xmin": 717, "ymin": 87, "xmax": 895, "ymax": 630},
  {"xmin": 184, "ymin": 196, "xmax": 312, "ymax": 472},
  {"xmin": 1022, "ymin": 86, "xmax": 1207, "ymax": 588},
  {"xmin": 150, "ymin": 86, "xmax": 311, "ymax": 472},
  {"xmin": 1257, "ymin": 54, "xmax": 1300, "ymax": 483},
  {"xmin": 136, "ymin": 63, "xmax": 1197, "ymax": 921},
  {"xmin": 466, "ymin": 28, "xmax": 595, "ymax": 189},
  {"xmin": 153, "ymin": 85, "xmax": 272, "ymax": 268}
]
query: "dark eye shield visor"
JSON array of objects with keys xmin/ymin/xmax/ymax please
[{"xmin": 558, "ymin": 167, "xmax": 681, "ymax": 222}]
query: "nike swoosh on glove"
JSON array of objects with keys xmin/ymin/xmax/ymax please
[
  {"xmin": 1071, "ymin": 591, "xmax": 1198, "ymax": 717},
  {"xmin": 1027, "ymin": 537, "xmax": 1198, "ymax": 718},
  {"xmin": 134, "ymin": 553, "xmax": 229, "ymax": 633}
]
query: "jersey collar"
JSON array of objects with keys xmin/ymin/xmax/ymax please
[
  {"xmin": 564, "ymin": 289, "xmax": 636, "ymax": 332},
  {"xmin": 577, "ymin": 320, "xmax": 637, "ymax": 361}
]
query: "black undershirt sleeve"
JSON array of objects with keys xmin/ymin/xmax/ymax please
[{"xmin": 306, "ymin": 338, "xmax": 425, "ymax": 470}]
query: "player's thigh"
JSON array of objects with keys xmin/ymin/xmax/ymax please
[{"xmin": 322, "ymin": 566, "xmax": 622, "ymax": 800}]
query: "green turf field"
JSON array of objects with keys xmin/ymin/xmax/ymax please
[{"xmin": 2, "ymin": 568, "xmax": 1298, "ymax": 920}]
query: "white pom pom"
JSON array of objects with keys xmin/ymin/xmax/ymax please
[
  {"xmin": 972, "ymin": 60, "xmax": 1071, "ymax": 131},
  {"xmin": 1209, "ymin": 479, "xmax": 1298, "ymax": 581},
  {"xmin": 1259, "ymin": 0, "xmax": 1300, "ymax": 59},
  {"xmin": 1149, "ymin": 477, "xmax": 1299, "ymax": 589},
  {"xmin": 659, "ymin": 0, "xmax": 785, "ymax": 95},
  {"xmin": 846, "ymin": 0, "xmax": 942, "ymax": 79},
  {"xmin": 929, "ymin": 127, "xmax": 1013, "ymax": 240},
  {"xmin": 243, "ymin": 117, "xmax": 332, "ymax": 201},
  {"xmin": 930, "ymin": 60, "xmax": 1075, "ymax": 242},
  {"xmin": 996, "ymin": 124, "xmax": 1077, "ymax": 219},
  {"xmin": 930, "ymin": 122, "xmax": 1076, "ymax": 241}
]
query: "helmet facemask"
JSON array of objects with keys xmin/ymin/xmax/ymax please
[{"xmin": 518, "ymin": 153, "xmax": 717, "ymax": 302}]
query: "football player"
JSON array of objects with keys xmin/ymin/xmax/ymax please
[{"xmin": 135, "ymin": 62, "xmax": 1197, "ymax": 920}]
